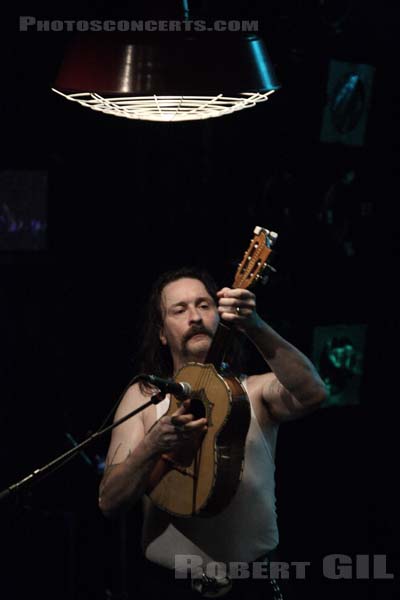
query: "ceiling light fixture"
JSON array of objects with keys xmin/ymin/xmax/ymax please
[{"xmin": 52, "ymin": 5, "xmax": 280, "ymax": 122}]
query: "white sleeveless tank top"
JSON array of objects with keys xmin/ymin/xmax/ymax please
[{"xmin": 142, "ymin": 378, "xmax": 279, "ymax": 572}]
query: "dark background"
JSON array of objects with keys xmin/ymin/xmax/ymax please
[{"xmin": 0, "ymin": 1, "xmax": 398, "ymax": 599}]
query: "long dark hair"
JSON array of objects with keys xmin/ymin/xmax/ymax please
[{"xmin": 136, "ymin": 267, "xmax": 246, "ymax": 393}]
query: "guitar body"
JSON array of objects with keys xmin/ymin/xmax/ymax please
[{"xmin": 148, "ymin": 363, "xmax": 251, "ymax": 517}]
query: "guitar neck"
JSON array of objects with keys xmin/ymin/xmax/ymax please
[
  {"xmin": 205, "ymin": 225, "xmax": 278, "ymax": 371},
  {"xmin": 205, "ymin": 321, "xmax": 235, "ymax": 369}
]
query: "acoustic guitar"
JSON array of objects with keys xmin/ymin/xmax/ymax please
[{"xmin": 147, "ymin": 226, "xmax": 278, "ymax": 517}]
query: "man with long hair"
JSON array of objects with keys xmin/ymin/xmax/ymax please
[{"xmin": 99, "ymin": 267, "xmax": 326, "ymax": 599}]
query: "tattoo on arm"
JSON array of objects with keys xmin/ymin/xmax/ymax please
[
  {"xmin": 100, "ymin": 444, "xmax": 132, "ymax": 490},
  {"xmin": 107, "ymin": 443, "xmax": 122, "ymax": 466}
]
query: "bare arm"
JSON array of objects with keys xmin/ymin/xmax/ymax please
[
  {"xmin": 218, "ymin": 288, "xmax": 327, "ymax": 423},
  {"xmin": 99, "ymin": 385, "xmax": 207, "ymax": 518},
  {"xmin": 99, "ymin": 385, "xmax": 158, "ymax": 517},
  {"xmin": 244, "ymin": 319, "xmax": 326, "ymax": 421}
]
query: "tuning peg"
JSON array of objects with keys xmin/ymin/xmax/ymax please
[
  {"xmin": 265, "ymin": 263, "xmax": 277, "ymax": 273},
  {"xmin": 256, "ymin": 264, "xmax": 277, "ymax": 285},
  {"xmin": 254, "ymin": 226, "xmax": 278, "ymax": 247},
  {"xmin": 267, "ymin": 231, "xmax": 278, "ymax": 248}
]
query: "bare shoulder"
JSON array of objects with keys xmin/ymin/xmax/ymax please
[{"xmin": 114, "ymin": 383, "xmax": 147, "ymax": 419}]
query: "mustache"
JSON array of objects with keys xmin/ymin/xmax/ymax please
[{"xmin": 183, "ymin": 325, "xmax": 213, "ymax": 343}]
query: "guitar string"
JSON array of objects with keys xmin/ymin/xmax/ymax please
[
  {"xmin": 188, "ymin": 232, "xmax": 268, "ymax": 510},
  {"xmin": 190, "ymin": 281, "xmax": 233, "ymax": 489},
  {"xmin": 190, "ymin": 294, "xmax": 233, "ymax": 507}
]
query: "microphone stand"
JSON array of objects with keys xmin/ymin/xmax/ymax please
[{"xmin": 0, "ymin": 376, "xmax": 166, "ymax": 502}]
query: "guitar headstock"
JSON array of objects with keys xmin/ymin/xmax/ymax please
[{"xmin": 233, "ymin": 226, "xmax": 278, "ymax": 290}]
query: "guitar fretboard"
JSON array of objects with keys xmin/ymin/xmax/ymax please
[{"xmin": 205, "ymin": 321, "xmax": 234, "ymax": 369}]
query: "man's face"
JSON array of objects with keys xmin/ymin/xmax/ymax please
[{"xmin": 159, "ymin": 277, "xmax": 219, "ymax": 370}]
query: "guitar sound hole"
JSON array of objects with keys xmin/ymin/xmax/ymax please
[{"xmin": 189, "ymin": 397, "xmax": 206, "ymax": 420}]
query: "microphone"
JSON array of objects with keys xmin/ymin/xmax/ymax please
[{"xmin": 141, "ymin": 374, "xmax": 192, "ymax": 400}]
